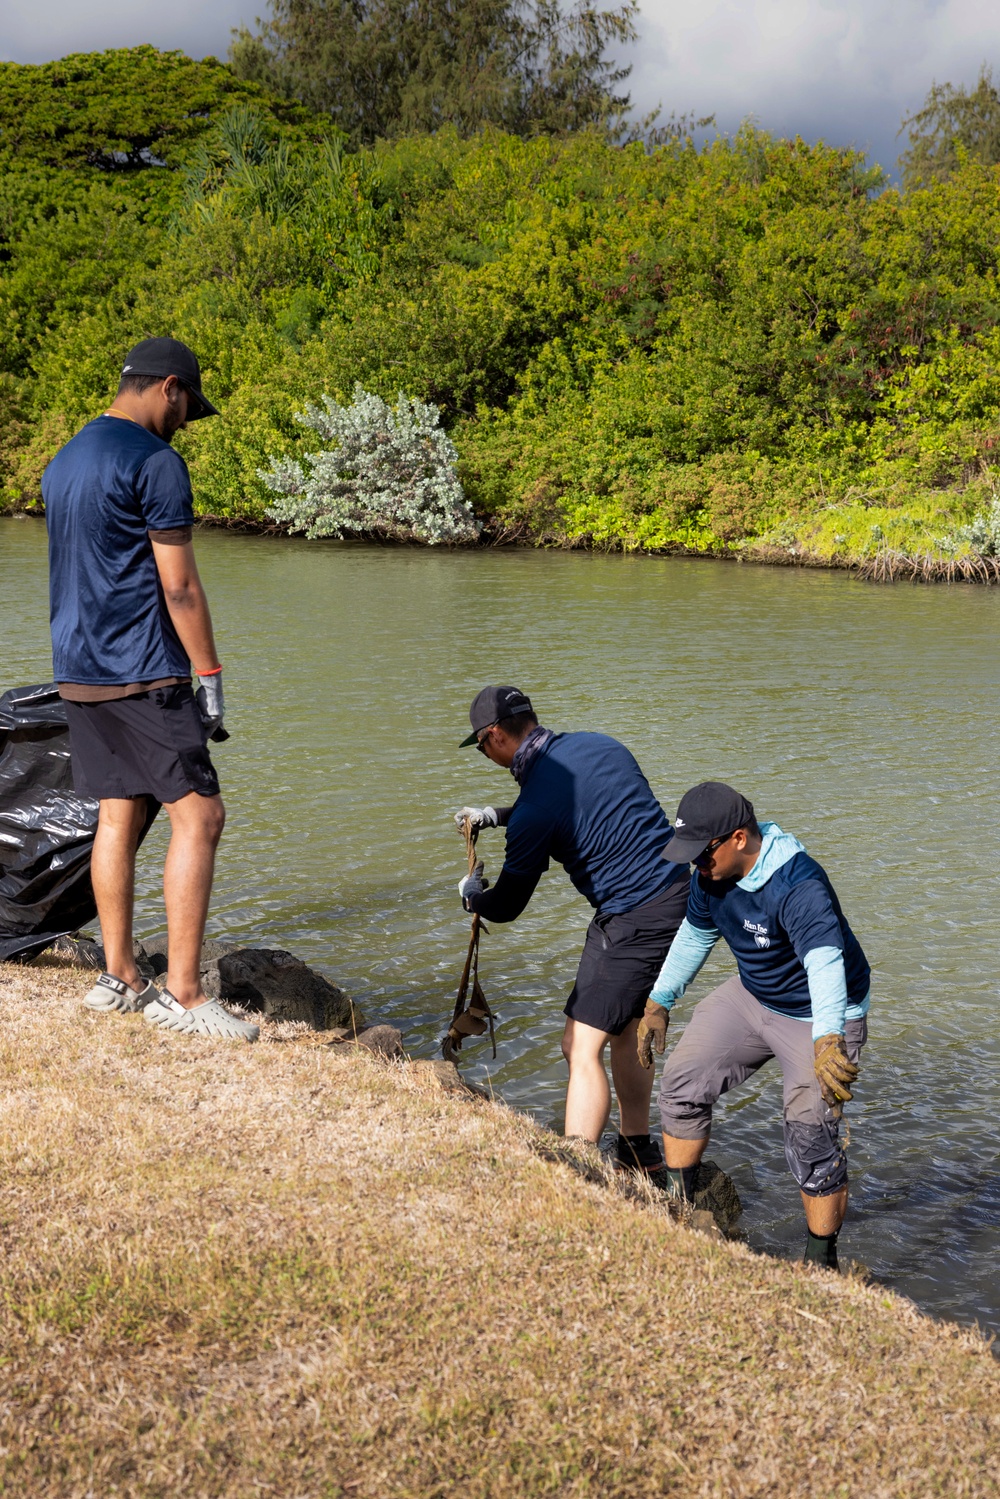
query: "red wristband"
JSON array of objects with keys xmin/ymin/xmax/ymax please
[{"xmin": 196, "ymin": 664, "xmax": 223, "ymax": 676}]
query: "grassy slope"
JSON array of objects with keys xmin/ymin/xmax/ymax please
[{"xmin": 0, "ymin": 960, "xmax": 996, "ymax": 1498}]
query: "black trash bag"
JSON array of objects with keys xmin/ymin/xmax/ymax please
[{"xmin": 0, "ymin": 683, "xmax": 156, "ymax": 964}]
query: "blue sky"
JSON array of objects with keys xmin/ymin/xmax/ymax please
[{"xmin": 2, "ymin": 1, "xmax": 998, "ymax": 177}]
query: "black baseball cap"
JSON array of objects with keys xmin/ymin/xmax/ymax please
[
  {"xmin": 460, "ymin": 685, "xmax": 534, "ymax": 747},
  {"xmin": 120, "ymin": 337, "xmax": 220, "ymax": 420},
  {"xmin": 662, "ymin": 781, "xmax": 756, "ymax": 864}
]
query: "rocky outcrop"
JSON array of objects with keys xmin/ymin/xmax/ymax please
[
  {"xmin": 353, "ymin": 1024, "xmax": 404, "ymax": 1059},
  {"xmin": 201, "ymin": 946, "xmax": 357, "ymax": 1030},
  {"xmin": 49, "ymin": 934, "xmax": 156, "ymax": 979},
  {"xmin": 408, "ymin": 1058, "xmax": 490, "ymax": 1098},
  {"xmin": 691, "ymin": 1158, "xmax": 743, "ymax": 1234}
]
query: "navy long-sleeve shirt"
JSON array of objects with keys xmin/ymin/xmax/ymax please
[{"xmin": 467, "ymin": 731, "xmax": 684, "ymax": 922}]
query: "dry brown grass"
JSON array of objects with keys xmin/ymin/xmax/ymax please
[{"xmin": 0, "ymin": 961, "xmax": 997, "ymax": 1499}]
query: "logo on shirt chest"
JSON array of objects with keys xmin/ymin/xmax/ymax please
[{"xmin": 743, "ymin": 918, "xmax": 770, "ymax": 949}]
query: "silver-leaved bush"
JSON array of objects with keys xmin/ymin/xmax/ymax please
[
  {"xmin": 260, "ymin": 384, "xmax": 480, "ymax": 544},
  {"xmin": 958, "ymin": 493, "xmax": 1000, "ymax": 557}
]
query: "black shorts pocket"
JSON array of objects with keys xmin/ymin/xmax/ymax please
[{"xmin": 176, "ymin": 747, "xmax": 221, "ymax": 797}]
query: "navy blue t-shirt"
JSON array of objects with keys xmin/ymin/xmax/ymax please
[
  {"xmin": 687, "ymin": 852, "xmax": 871, "ymax": 1018},
  {"xmin": 44, "ymin": 416, "xmax": 195, "ymax": 685},
  {"xmin": 501, "ymin": 732, "xmax": 686, "ymax": 914}
]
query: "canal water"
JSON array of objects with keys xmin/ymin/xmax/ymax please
[{"xmin": 3, "ymin": 516, "xmax": 999, "ymax": 1339}]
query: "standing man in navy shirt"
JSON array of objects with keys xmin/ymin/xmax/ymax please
[
  {"xmin": 43, "ymin": 337, "xmax": 258, "ymax": 1042},
  {"xmin": 645, "ymin": 781, "xmax": 870, "ymax": 1269},
  {"xmin": 453, "ymin": 685, "xmax": 689, "ymax": 1173}
]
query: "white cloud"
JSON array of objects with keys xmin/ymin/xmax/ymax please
[
  {"xmin": 631, "ymin": 1, "xmax": 1000, "ymax": 174},
  {"xmin": 0, "ymin": 2, "xmax": 250, "ymax": 66},
  {"xmin": 3, "ymin": 1, "xmax": 1000, "ymax": 176}
]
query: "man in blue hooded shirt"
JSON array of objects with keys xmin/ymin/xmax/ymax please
[
  {"xmin": 453, "ymin": 685, "xmax": 690, "ymax": 1172},
  {"xmin": 640, "ymin": 781, "xmax": 870, "ymax": 1270}
]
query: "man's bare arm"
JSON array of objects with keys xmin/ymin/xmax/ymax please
[{"xmin": 150, "ymin": 538, "xmax": 220, "ymax": 672}]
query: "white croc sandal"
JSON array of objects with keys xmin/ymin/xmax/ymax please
[
  {"xmin": 83, "ymin": 973, "xmax": 158, "ymax": 1014},
  {"xmin": 144, "ymin": 990, "xmax": 260, "ymax": 1043}
]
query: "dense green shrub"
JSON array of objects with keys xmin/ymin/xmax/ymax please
[
  {"xmin": 5, "ymin": 47, "xmax": 1000, "ymax": 562},
  {"xmin": 0, "ymin": 47, "xmax": 317, "ymax": 186}
]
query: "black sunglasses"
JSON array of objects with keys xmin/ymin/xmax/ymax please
[
  {"xmin": 476, "ymin": 723, "xmax": 497, "ymax": 755},
  {"xmin": 178, "ymin": 381, "xmax": 201, "ymax": 414},
  {"xmin": 694, "ymin": 829, "xmax": 739, "ymax": 865}
]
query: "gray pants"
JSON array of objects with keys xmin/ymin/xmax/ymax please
[{"xmin": 658, "ymin": 975, "xmax": 867, "ymax": 1197}]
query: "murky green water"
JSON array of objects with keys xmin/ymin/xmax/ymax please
[{"xmin": 4, "ymin": 516, "xmax": 1000, "ymax": 1338}]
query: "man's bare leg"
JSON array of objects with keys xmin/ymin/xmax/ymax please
[
  {"xmin": 608, "ymin": 1018, "xmax": 655, "ymax": 1137},
  {"xmin": 92, "ymin": 797, "xmax": 148, "ymax": 989},
  {"xmin": 661, "ymin": 1133, "xmax": 710, "ymax": 1169},
  {"xmin": 562, "ymin": 1018, "xmax": 613, "ymax": 1141},
  {"xmin": 563, "ymin": 1018, "xmax": 659, "ymax": 1141},
  {"xmin": 162, "ymin": 791, "xmax": 225, "ymax": 1008},
  {"xmin": 802, "ymin": 1185, "xmax": 848, "ymax": 1236},
  {"xmin": 659, "ymin": 1131, "xmax": 710, "ymax": 1198}
]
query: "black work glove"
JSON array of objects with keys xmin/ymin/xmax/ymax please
[{"xmin": 637, "ymin": 1000, "xmax": 669, "ymax": 1070}]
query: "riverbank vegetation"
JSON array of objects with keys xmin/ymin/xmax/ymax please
[
  {"xmin": 4, "ymin": 46, "xmax": 1000, "ymax": 567},
  {"xmin": 1, "ymin": 957, "xmax": 997, "ymax": 1496}
]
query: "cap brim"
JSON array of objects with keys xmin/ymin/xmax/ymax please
[
  {"xmin": 121, "ymin": 363, "xmax": 221, "ymax": 420},
  {"xmin": 459, "ymin": 730, "xmax": 480, "ymax": 747},
  {"xmin": 661, "ymin": 833, "xmax": 708, "ymax": 864},
  {"xmin": 185, "ymin": 391, "xmax": 220, "ymax": 421}
]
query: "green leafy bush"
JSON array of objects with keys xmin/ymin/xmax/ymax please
[{"xmin": 5, "ymin": 49, "xmax": 1000, "ymax": 564}]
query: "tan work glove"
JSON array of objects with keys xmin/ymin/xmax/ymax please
[
  {"xmin": 637, "ymin": 1000, "xmax": 669, "ymax": 1070},
  {"xmin": 813, "ymin": 1033, "xmax": 859, "ymax": 1107}
]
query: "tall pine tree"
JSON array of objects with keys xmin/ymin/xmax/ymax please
[
  {"xmin": 899, "ymin": 64, "xmax": 1000, "ymax": 188},
  {"xmin": 230, "ymin": 0, "xmax": 641, "ymax": 146}
]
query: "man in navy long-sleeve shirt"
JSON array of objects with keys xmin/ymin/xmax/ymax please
[{"xmin": 452, "ymin": 685, "xmax": 689, "ymax": 1172}]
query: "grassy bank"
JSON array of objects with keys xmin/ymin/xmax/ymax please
[{"xmin": 0, "ymin": 958, "xmax": 996, "ymax": 1497}]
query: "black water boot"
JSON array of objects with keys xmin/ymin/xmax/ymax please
[
  {"xmin": 663, "ymin": 1164, "xmax": 699, "ymax": 1200},
  {"xmin": 803, "ymin": 1229, "xmax": 840, "ymax": 1271}
]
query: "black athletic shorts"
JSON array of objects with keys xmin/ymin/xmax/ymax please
[
  {"xmin": 64, "ymin": 685, "xmax": 220, "ymax": 803},
  {"xmin": 564, "ymin": 874, "xmax": 691, "ymax": 1036}
]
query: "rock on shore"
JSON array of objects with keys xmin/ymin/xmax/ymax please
[{"xmin": 200, "ymin": 945, "xmax": 357, "ymax": 1030}]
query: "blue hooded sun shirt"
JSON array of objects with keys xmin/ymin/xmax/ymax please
[{"xmin": 649, "ymin": 822, "xmax": 870, "ymax": 1039}]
